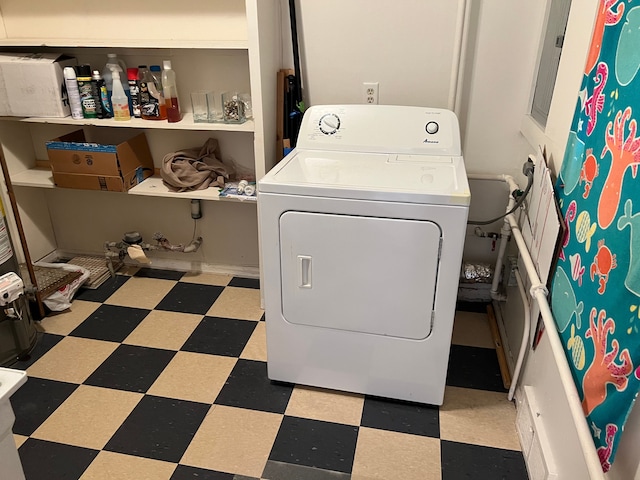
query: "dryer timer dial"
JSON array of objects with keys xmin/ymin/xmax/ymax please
[{"xmin": 319, "ymin": 113, "xmax": 341, "ymax": 135}]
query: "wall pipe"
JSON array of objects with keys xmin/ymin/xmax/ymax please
[
  {"xmin": 467, "ymin": 173, "xmax": 605, "ymax": 478},
  {"xmin": 467, "ymin": 173, "xmax": 519, "ymax": 300},
  {"xmin": 450, "ymin": 0, "xmax": 470, "ymax": 114},
  {"xmin": 509, "ymin": 267, "xmax": 530, "ymax": 402},
  {"xmin": 505, "ymin": 210, "xmax": 605, "ymax": 479}
]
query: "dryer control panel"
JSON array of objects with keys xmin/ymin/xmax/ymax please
[{"xmin": 297, "ymin": 105, "xmax": 461, "ymax": 156}]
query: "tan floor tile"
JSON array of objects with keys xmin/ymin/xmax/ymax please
[
  {"xmin": 451, "ymin": 311, "xmax": 495, "ymax": 349},
  {"xmin": 180, "ymin": 272, "xmax": 232, "ymax": 286},
  {"xmin": 285, "ymin": 385, "xmax": 364, "ymax": 426},
  {"xmin": 27, "ymin": 337, "xmax": 118, "ymax": 383},
  {"xmin": 104, "ymin": 277, "xmax": 176, "ymax": 309},
  {"xmin": 116, "ymin": 266, "xmax": 140, "ymax": 276},
  {"xmin": 38, "ymin": 300, "xmax": 100, "ymax": 336},
  {"xmin": 352, "ymin": 427, "xmax": 441, "ymax": 480},
  {"xmin": 207, "ymin": 287, "xmax": 263, "ymax": 320},
  {"xmin": 181, "ymin": 405, "xmax": 282, "ymax": 478},
  {"xmin": 439, "ymin": 386, "xmax": 520, "ymax": 450},
  {"xmin": 32, "ymin": 385, "xmax": 142, "ymax": 449},
  {"xmin": 80, "ymin": 451, "xmax": 176, "ymax": 480},
  {"xmin": 148, "ymin": 352, "xmax": 236, "ymax": 403},
  {"xmin": 13, "ymin": 434, "xmax": 28, "ymax": 449},
  {"xmin": 240, "ymin": 321, "xmax": 267, "ymax": 361},
  {"xmin": 123, "ymin": 310, "xmax": 202, "ymax": 350}
]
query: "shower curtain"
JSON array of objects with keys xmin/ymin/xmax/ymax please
[{"xmin": 551, "ymin": 0, "xmax": 640, "ymax": 472}]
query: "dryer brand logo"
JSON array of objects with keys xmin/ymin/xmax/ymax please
[{"xmin": 423, "ymin": 139, "xmax": 439, "ymax": 144}]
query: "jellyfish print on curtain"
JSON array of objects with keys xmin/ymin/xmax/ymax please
[{"xmin": 551, "ymin": 0, "xmax": 640, "ymax": 472}]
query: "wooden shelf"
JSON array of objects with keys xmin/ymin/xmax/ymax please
[
  {"xmin": 128, "ymin": 176, "xmax": 256, "ymax": 202},
  {"xmin": 11, "ymin": 171, "xmax": 257, "ymax": 203},
  {"xmin": 11, "ymin": 168, "xmax": 55, "ymax": 188},
  {"xmin": 0, "ymin": 38, "xmax": 248, "ymax": 50},
  {"xmin": 7, "ymin": 114, "xmax": 255, "ymax": 132}
]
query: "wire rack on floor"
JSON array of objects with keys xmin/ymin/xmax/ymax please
[
  {"xmin": 67, "ymin": 255, "xmax": 122, "ymax": 289},
  {"xmin": 20, "ymin": 264, "xmax": 83, "ymax": 300}
]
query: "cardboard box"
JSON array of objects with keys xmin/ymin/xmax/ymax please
[
  {"xmin": 0, "ymin": 52, "xmax": 75, "ymax": 117},
  {"xmin": 46, "ymin": 130, "xmax": 155, "ymax": 192}
]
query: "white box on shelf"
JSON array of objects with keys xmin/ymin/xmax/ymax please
[{"xmin": 0, "ymin": 52, "xmax": 75, "ymax": 117}]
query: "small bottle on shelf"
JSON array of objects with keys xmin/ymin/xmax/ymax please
[
  {"xmin": 149, "ymin": 65, "xmax": 167, "ymax": 120},
  {"xmin": 76, "ymin": 64, "xmax": 98, "ymax": 119},
  {"xmin": 161, "ymin": 60, "xmax": 181, "ymax": 123},
  {"xmin": 92, "ymin": 70, "xmax": 112, "ymax": 118},
  {"xmin": 63, "ymin": 66, "xmax": 84, "ymax": 120},
  {"xmin": 127, "ymin": 67, "xmax": 141, "ymax": 118},
  {"xmin": 111, "ymin": 70, "xmax": 131, "ymax": 121}
]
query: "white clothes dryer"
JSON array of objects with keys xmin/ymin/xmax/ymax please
[{"xmin": 258, "ymin": 105, "xmax": 470, "ymax": 405}]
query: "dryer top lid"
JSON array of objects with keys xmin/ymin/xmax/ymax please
[{"xmin": 259, "ymin": 150, "xmax": 470, "ymax": 206}]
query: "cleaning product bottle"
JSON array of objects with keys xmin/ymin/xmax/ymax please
[
  {"xmin": 63, "ymin": 66, "xmax": 84, "ymax": 120},
  {"xmin": 139, "ymin": 65, "xmax": 164, "ymax": 120},
  {"xmin": 148, "ymin": 65, "xmax": 167, "ymax": 120},
  {"xmin": 91, "ymin": 70, "xmax": 110, "ymax": 118},
  {"xmin": 161, "ymin": 60, "xmax": 181, "ymax": 123},
  {"xmin": 111, "ymin": 70, "xmax": 131, "ymax": 121},
  {"xmin": 76, "ymin": 65, "xmax": 98, "ymax": 119},
  {"xmin": 127, "ymin": 68, "xmax": 141, "ymax": 118},
  {"xmin": 102, "ymin": 53, "xmax": 129, "ymax": 114}
]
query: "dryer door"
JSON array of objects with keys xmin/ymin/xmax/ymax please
[{"xmin": 279, "ymin": 211, "xmax": 441, "ymax": 340}]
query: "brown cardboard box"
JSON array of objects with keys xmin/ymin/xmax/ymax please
[{"xmin": 46, "ymin": 130, "xmax": 154, "ymax": 192}]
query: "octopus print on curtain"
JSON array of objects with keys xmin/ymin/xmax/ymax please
[{"xmin": 551, "ymin": 0, "xmax": 640, "ymax": 472}]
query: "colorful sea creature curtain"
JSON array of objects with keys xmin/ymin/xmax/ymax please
[{"xmin": 551, "ymin": 0, "xmax": 640, "ymax": 471}]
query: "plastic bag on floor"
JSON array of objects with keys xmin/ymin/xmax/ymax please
[{"xmin": 35, "ymin": 262, "xmax": 91, "ymax": 312}]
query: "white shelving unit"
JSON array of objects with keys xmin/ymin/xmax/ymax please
[{"xmin": 0, "ymin": 0, "xmax": 281, "ymax": 273}]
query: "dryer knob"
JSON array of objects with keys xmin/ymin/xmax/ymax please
[{"xmin": 425, "ymin": 121, "xmax": 439, "ymax": 134}]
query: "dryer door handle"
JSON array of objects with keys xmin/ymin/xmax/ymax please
[{"xmin": 298, "ymin": 255, "xmax": 312, "ymax": 288}]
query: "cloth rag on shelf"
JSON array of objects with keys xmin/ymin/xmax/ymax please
[{"xmin": 161, "ymin": 138, "xmax": 235, "ymax": 192}]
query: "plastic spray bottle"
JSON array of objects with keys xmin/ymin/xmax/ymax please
[
  {"xmin": 111, "ymin": 70, "xmax": 131, "ymax": 121},
  {"xmin": 102, "ymin": 53, "xmax": 130, "ymax": 114},
  {"xmin": 63, "ymin": 66, "xmax": 83, "ymax": 120},
  {"xmin": 161, "ymin": 60, "xmax": 181, "ymax": 123}
]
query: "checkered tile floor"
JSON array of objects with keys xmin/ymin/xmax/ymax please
[{"xmin": 7, "ymin": 268, "xmax": 528, "ymax": 480}]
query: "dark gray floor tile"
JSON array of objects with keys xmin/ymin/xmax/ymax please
[
  {"xmin": 10, "ymin": 377, "xmax": 78, "ymax": 435},
  {"xmin": 69, "ymin": 304, "xmax": 149, "ymax": 342},
  {"xmin": 181, "ymin": 316, "xmax": 257, "ymax": 357},
  {"xmin": 155, "ymin": 283, "xmax": 224, "ymax": 315},
  {"xmin": 262, "ymin": 460, "xmax": 351, "ymax": 480},
  {"xmin": 18, "ymin": 438, "xmax": 98, "ymax": 480},
  {"xmin": 360, "ymin": 395, "xmax": 440, "ymax": 437},
  {"xmin": 84, "ymin": 344, "xmax": 175, "ymax": 393},
  {"xmin": 105, "ymin": 395, "xmax": 210, "ymax": 463},
  {"xmin": 446, "ymin": 345, "xmax": 507, "ymax": 392},
  {"xmin": 75, "ymin": 274, "xmax": 130, "ymax": 303},
  {"xmin": 269, "ymin": 416, "xmax": 358, "ymax": 474},
  {"xmin": 228, "ymin": 277, "xmax": 260, "ymax": 289},
  {"xmin": 441, "ymin": 440, "xmax": 528, "ymax": 480},
  {"xmin": 135, "ymin": 267, "xmax": 185, "ymax": 281},
  {"xmin": 214, "ymin": 359, "xmax": 293, "ymax": 414},
  {"xmin": 171, "ymin": 465, "xmax": 234, "ymax": 479},
  {"xmin": 8, "ymin": 332, "xmax": 63, "ymax": 370}
]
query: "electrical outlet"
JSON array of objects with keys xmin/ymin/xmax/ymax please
[{"xmin": 363, "ymin": 82, "xmax": 379, "ymax": 104}]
